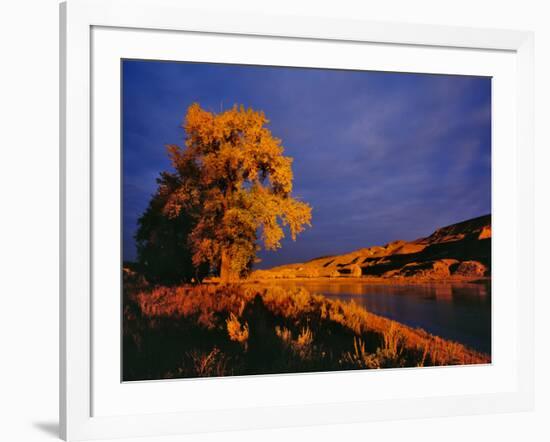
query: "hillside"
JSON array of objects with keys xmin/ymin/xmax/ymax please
[{"xmin": 249, "ymin": 214, "xmax": 491, "ymax": 281}]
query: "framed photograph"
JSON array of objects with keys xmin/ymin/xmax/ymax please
[{"xmin": 60, "ymin": 0, "xmax": 534, "ymax": 440}]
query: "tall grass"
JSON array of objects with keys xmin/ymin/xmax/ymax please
[{"xmin": 123, "ymin": 282, "xmax": 489, "ymax": 380}]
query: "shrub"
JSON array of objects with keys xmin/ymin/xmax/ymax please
[
  {"xmin": 226, "ymin": 313, "xmax": 249, "ymax": 348},
  {"xmin": 184, "ymin": 347, "xmax": 229, "ymax": 377},
  {"xmin": 341, "ymin": 337, "xmax": 380, "ymax": 369},
  {"xmin": 122, "ymin": 282, "xmax": 489, "ymax": 380}
]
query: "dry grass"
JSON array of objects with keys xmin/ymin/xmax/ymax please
[{"xmin": 123, "ymin": 282, "xmax": 489, "ymax": 380}]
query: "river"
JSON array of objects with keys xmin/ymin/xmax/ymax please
[{"xmin": 263, "ymin": 280, "xmax": 491, "ymax": 354}]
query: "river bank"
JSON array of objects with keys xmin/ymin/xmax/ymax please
[{"xmin": 123, "ymin": 281, "xmax": 490, "ymax": 380}]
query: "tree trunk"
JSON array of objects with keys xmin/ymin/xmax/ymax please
[{"xmin": 220, "ymin": 248, "xmax": 235, "ymax": 283}]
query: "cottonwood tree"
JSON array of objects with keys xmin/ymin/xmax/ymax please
[
  {"xmin": 160, "ymin": 103, "xmax": 312, "ymax": 282},
  {"xmin": 135, "ymin": 172, "xmax": 208, "ymax": 285}
]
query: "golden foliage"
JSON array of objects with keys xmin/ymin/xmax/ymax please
[
  {"xmin": 160, "ymin": 103, "xmax": 312, "ymax": 280},
  {"xmin": 226, "ymin": 313, "xmax": 249, "ymax": 347},
  {"xmin": 131, "ymin": 283, "xmax": 490, "ymax": 371}
]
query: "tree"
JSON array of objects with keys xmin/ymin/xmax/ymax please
[
  {"xmin": 135, "ymin": 172, "xmax": 208, "ymax": 285},
  {"xmin": 160, "ymin": 103, "xmax": 312, "ymax": 282}
]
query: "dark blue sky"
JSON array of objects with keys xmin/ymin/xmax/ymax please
[{"xmin": 123, "ymin": 60, "xmax": 491, "ymax": 269}]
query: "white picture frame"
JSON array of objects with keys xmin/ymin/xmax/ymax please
[{"xmin": 60, "ymin": 0, "xmax": 534, "ymax": 440}]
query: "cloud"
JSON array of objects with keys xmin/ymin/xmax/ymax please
[{"xmin": 122, "ymin": 61, "xmax": 491, "ymax": 268}]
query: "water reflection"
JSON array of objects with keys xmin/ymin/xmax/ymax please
[{"xmin": 258, "ymin": 280, "xmax": 491, "ymax": 354}]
